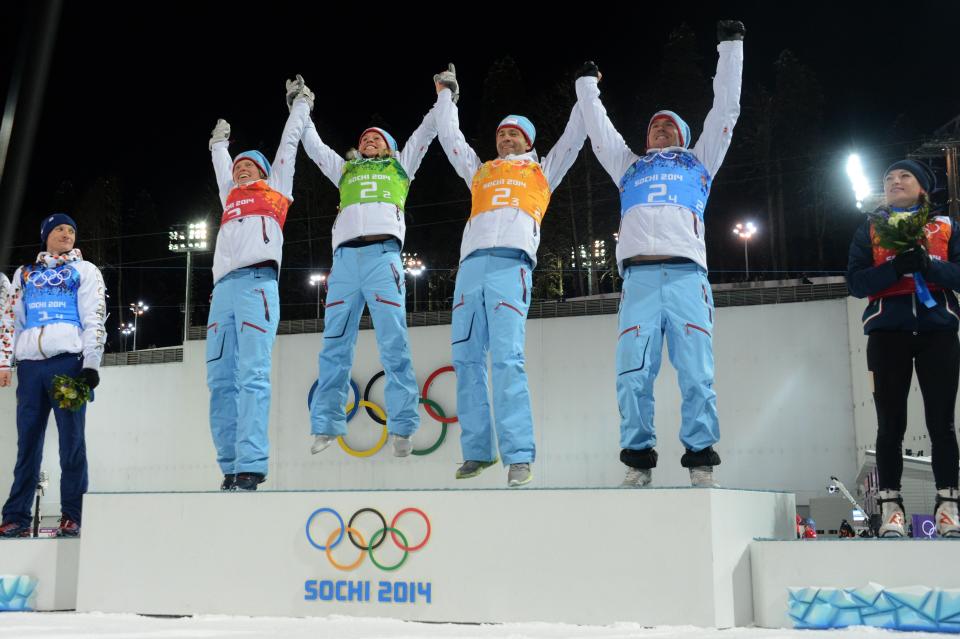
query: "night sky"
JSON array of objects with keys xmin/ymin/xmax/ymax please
[{"xmin": 2, "ymin": 3, "xmax": 959, "ymax": 348}]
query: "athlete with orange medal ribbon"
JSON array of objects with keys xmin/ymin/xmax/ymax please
[{"xmin": 433, "ymin": 64, "xmax": 586, "ymax": 487}]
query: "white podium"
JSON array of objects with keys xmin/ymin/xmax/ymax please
[
  {"xmin": 76, "ymin": 487, "xmax": 793, "ymax": 627},
  {"xmin": 0, "ymin": 537, "xmax": 80, "ymax": 610}
]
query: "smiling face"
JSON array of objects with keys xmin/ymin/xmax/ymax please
[
  {"xmin": 647, "ymin": 116, "xmax": 680, "ymax": 149},
  {"xmin": 884, "ymin": 169, "xmax": 924, "ymax": 208},
  {"xmin": 46, "ymin": 224, "xmax": 76, "ymax": 255},
  {"xmin": 359, "ymin": 131, "xmax": 389, "ymax": 158},
  {"xmin": 232, "ymin": 159, "xmax": 263, "ymax": 185},
  {"xmin": 496, "ymin": 126, "xmax": 531, "ymax": 158}
]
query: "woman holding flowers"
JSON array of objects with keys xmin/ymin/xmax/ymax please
[
  {"xmin": 0, "ymin": 214, "xmax": 106, "ymax": 538},
  {"xmin": 848, "ymin": 159, "xmax": 960, "ymax": 538}
]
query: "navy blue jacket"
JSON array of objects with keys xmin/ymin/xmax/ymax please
[{"xmin": 847, "ymin": 216, "xmax": 960, "ymax": 334}]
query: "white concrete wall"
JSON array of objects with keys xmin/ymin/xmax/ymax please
[{"xmin": 0, "ymin": 296, "xmax": 934, "ymax": 510}]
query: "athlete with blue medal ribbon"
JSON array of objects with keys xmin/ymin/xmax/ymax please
[
  {"xmin": 575, "ymin": 20, "xmax": 745, "ymax": 489},
  {"xmin": 847, "ymin": 159, "xmax": 960, "ymax": 538}
]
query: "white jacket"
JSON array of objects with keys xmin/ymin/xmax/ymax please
[
  {"xmin": 576, "ymin": 41, "xmax": 743, "ymax": 272},
  {"xmin": 300, "ymin": 98, "xmax": 439, "ymax": 250},
  {"xmin": 210, "ymin": 98, "xmax": 310, "ymax": 284},
  {"xmin": 434, "ymin": 88, "xmax": 586, "ymax": 266},
  {"xmin": 0, "ymin": 251, "xmax": 107, "ymax": 370}
]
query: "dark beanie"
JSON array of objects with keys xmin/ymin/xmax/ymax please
[
  {"xmin": 884, "ymin": 159, "xmax": 935, "ymax": 194},
  {"xmin": 40, "ymin": 213, "xmax": 77, "ymax": 247}
]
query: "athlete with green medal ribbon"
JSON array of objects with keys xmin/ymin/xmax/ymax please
[{"xmin": 303, "ymin": 73, "xmax": 442, "ymax": 458}]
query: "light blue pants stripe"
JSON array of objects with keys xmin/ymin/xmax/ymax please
[
  {"xmin": 451, "ymin": 248, "xmax": 535, "ymax": 465},
  {"xmin": 616, "ymin": 262, "xmax": 719, "ymax": 453},
  {"xmin": 206, "ymin": 266, "xmax": 279, "ymax": 476},
  {"xmin": 310, "ymin": 240, "xmax": 419, "ymax": 437}
]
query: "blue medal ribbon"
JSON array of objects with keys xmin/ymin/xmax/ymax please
[{"xmin": 914, "ymin": 272, "xmax": 937, "ymax": 308}]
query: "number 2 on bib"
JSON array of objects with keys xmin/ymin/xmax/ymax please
[
  {"xmin": 359, "ymin": 181, "xmax": 378, "ymax": 199},
  {"xmin": 490, "ymin": 187, "xmax": 520, "ymax": 208}
]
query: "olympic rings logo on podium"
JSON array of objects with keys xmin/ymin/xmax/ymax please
[
  {"xmin": 307, "ymin": 366, "xmax": 458, "ymax": 458},
  {"xmin": 305, "ymin": 507, "xmax": 431, "ymax": 572}
]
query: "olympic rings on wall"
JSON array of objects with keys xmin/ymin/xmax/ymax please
[
  {"xmin": 306, "ymin": 366, "xmax": 457, "ymax": 458},
  {"xmin": 420, "ymin": 366, "xmax": 458, "ymax": 424},
  {"xmin": 339, "ymin": 401, "xmax": 388, "ymax": 457},
  {"xmin": 305, "ymin": 506, "xmax": 431, "ymax": 572}
]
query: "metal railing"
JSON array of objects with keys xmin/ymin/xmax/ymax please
[
  {"xmin": 184, "ymin": 277, "xmax": 849, "ymax": 341},
  {"xmin": 102, "ymin": 347, "xmax": 183, "ymax": 367}
]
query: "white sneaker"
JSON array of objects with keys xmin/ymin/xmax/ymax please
[
  {"xmin": 621, "ymin": 467, "xmax": 652, "ymax": 488},
  {"xmin": 935, "ymin": 488, "xmax": 960, "ymax": 538},
  {"xmin": 689, "ymin": 466, "xmax": 719, "ymax": 488},
  {"xmin": 507, "ymin": 463, "xmax": 532, "ymax": 487},
  {"xmin": 878, "ymin": 490, "xmax": 906, "ymax": 537},
  {"xmin": 311, "ymin": 434, "xmax": 336, "ymax": 455},
  {"xmin": 391, "ymin": 434, "xmax": 412, "ymax": 457}
]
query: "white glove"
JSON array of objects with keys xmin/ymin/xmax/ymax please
[
  {"xmin": 286, "ymin": 74, "xmax": 315, "ymax": 111},
  {"xmin": 433, "ymin": 63, "xmax": 459, "ymax": 104},
  {"xmin": 209, "ymin": 118, "xmax": 230, "ymax": 150}
]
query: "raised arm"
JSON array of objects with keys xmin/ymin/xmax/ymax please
[
  {"xmin": 574, "ymin": 66, "xmax": 639, "ymax": 185},
  {"xmin": 690, "ymin": 22, "xmax": 744, "ymax": 177},
  {"xmin": 268, "ymin": 76, "xmax": 314, "ymax": 200},
  {"xmin": 209, "ymin": 119, "xmax": 234, "ymax": 207},
  {"xmin": 540, "ymin": 99, "xmax": 587, "ymax": 192},
  {"xmin": 397, "ymin": 95, "xmax": 441, "ymax": 180},
  {"xmin": 301, "ymin": 117, "xmax": 346, "ymax": 187},
  {"xmin": 433, "ymin": 65, "xmax": 482, "ymax": 188}
]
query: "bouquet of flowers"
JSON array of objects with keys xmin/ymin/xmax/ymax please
[
  {"xmin": 869, "ymin": 204, "xmax": 936, "ymax": 308},
  {"xmin": 869, "ymin": 205, "xmax": 930, "ymax": 252},
  {"xmin": 51, "ymin": 374, "xmax": 92, "ymax": 411}
]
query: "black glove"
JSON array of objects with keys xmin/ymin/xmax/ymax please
[
  {"xmin": 578, "ymin": 61, "xmax": 600, "ymax": 79},
  {"xmin": 78, "ymin": 368, "xmax": 100, "ymax": 390},
  {"xmin": 892, "ymin": 246, "xmax": 931, "ymax": 277},
  {"xmin": 717, "ymin": 20, "xmax": 745, "ymax": 42}
]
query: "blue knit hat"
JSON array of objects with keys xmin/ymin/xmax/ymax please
[
  {"xmin": 497, "ymin": 115, "xmax": 536, "ymax": 147},
  {"xmin": 40, "ymin": 213, "xmax": 77, "ymax": 248},
  {"xmin": 884, "ymin": 159, "xmax": 935, "ymax": 194},
  {"xmin": 232, "ymin": 150, "xmax": 271, "ymax": 180},
  {"xmin": 359, "ymin": 127, "xmax": 398, "ymax": 153},
  {"xmin": 648, "ymin": 110, "xmax": 691, "ymax": 149}
]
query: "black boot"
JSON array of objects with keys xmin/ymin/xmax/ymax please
[
  {"xmin": 220, "ymin": 474, "xmax": 237, "ymax": 491},
  {"xmin": 234, "ymin": 473, "xmax": 265, "ymax": 491}
]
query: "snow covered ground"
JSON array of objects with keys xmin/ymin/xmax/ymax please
[{"xmin": 0, "ymin": 613, "xmax": 954, "ymax": 639}]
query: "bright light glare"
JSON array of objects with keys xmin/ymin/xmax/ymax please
[
  {"xmin": 846, "ymin": 154, "xmax": 870, "ymax": 209},
  {"xmin": 732, "ymin": 222, "xmax": 757, "ymax": 239}
]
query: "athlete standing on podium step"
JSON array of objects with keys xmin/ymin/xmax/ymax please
[
  {"xmin": 0, "ymin": 215, "xmax": 106, "ymax": 538},
  {"xmin": 576, "ymin": 20, "xmax": 744, "ymax": 488},
  {"xmin": 433, "ymin": 64, "xmax": 587, "ymax": 487}
]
